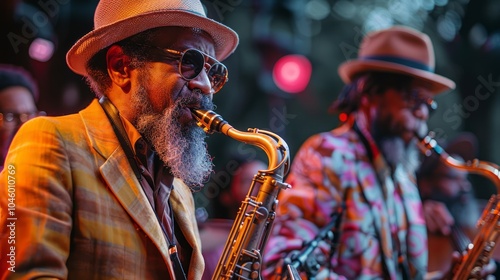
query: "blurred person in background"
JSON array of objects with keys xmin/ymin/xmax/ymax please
[
  {"xmin": 0, "ymin": 64, "xmax": 44, "ymax": 170},
  {"xmin": 0, "ymin": 0, "xmax": 57, "ymax": 102},
  {"xmin": 263, "ymin": 25, "xmax": 460, "ymax": 279}
]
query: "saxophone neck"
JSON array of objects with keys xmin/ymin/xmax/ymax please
[{"xmin": 191, "ymin": 109, "xmax": 291, "ymax": 176}]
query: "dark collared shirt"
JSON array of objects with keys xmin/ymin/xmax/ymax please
[
  {"xmin": 119, "ymin": 116, "xmax": 187, "ymax": 274},
  {"xmin": 134, "ymin": 138, "xmax": 178, "ymax": 250}
]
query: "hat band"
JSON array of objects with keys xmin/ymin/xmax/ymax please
[{"xmin": 361, "ymin": 55, "xmax": 434, "ymax": 72}]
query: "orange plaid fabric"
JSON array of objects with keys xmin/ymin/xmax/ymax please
[{"xmin": 0, "ymin": 99, "xmax": 204, "ymax": 279}]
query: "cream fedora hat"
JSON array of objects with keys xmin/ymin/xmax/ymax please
[
  {"xmin": 338, "ymin": 26, "xmax": 455, "ymax": 94},
  {"xmin": 66, "ymin": 0, "xmax": 239, "ymax": 76}
]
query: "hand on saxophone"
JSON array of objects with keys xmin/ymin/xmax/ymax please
[{"xmin": 448, "ymin": 251, "xmax": 497, "ymax": 280}]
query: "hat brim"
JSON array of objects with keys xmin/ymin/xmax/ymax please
[
  {"xmin": 66, "ymin": 10, "xmax": 239, "ymax": 76},
  {"xmin": 338, "ymin": 59, "xmax": 456, "ymax": 95}
]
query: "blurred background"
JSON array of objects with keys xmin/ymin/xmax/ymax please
[{"xmin": 2, "ymin": 0, "xmax": 500, "ymax": 214}]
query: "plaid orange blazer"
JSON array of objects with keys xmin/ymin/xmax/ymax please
[{"xmin": 0, "ymin": 99, "xmax": 204, "ymax": 279}]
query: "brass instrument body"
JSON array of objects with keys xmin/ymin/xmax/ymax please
[
  {"xmin": 192, "ymin": 109, "xmax": 291, "ymax": 280},
  {"xmin": 418, "ymin": 134, "xmax": 500, "ymax": 280},
  {"xmin": 448, "ymin": 195, "xmax": 500, "ymax": 279}
]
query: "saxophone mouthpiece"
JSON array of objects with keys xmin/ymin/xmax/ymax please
[
  {"xmin": 190, "ymin": 109, "xmax": 229, "ymax": 134},
  {"xmin": 415, "ymin": 131, "xmax": 446, "ymax": 158}
]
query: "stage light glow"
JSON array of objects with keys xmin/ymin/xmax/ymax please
[
  {"xmin": 272, "ymin": 54, "xmax": 312, "ymax": 94},
  {"xmin": 29, "ymin": 38, "xmax": 54, "ymax": 62}
]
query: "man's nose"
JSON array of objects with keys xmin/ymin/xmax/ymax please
[{"xmin": 188, "ymin": 67, "xmax": 213, "ymax": 95}]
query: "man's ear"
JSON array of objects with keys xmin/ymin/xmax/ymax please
[{"xmin": 106, "ymin": 45, "xmax": 132, "ymax": 91}]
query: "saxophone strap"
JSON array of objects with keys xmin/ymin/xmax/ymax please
[{"xmin": 99, "ymin": 96, "xmax": 142, "ymax": 181}]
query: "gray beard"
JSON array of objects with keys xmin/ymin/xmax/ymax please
[
  {"xmin": 131, "ymin": 86, "xmax": 214, "ymax": 190},
  {"xmin": 377, "ymin": 137, "xmax": 420, "ymax": 175}
]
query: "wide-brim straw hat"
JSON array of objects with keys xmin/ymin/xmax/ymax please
[
  {"xmin": 66, "ymin": 0, "xmax": 239, "ymax": 76},
  {"xmin": 338, "ymin": 26, "xmax": 455, "ymax": 95}
]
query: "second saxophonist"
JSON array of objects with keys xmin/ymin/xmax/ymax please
[{"xmin": 263, "ymin": 26, "xmax": 458, "ymax": 279}]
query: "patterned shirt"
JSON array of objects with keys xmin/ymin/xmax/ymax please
[{"xmin": 263, "ymin": 115, "xmax": 427, "ymax": 279}]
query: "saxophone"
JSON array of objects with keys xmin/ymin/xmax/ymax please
[
  {"xmin": 417, "ymin": 133, "xmax": 500, "ymax": 280},
  {"xmin": 191, "ymin": 109, "xmax": 291, "ymax": 280}
]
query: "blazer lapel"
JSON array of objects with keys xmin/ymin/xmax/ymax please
[
  {"xmin": 170, "ymin": 179, "xmax": 204, "ymax": 279},
  {"xmin": 99, "ymin": 151, "xmax": 171, "ymax": 257},
  {"xmin": 79, "ymin": 100, "xmax": 175, "ymax": 275}
]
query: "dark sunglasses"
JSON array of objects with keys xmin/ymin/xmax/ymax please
[{"xmin": 147, "ymin": 46, "xmax": 228, "ymax": 93}]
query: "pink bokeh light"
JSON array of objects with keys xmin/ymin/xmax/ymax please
[{"xmin": 272, "ymin": 54, "xmax": 312, "ymax": 94}]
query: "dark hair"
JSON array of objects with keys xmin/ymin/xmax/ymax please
[
  {"xmin": 329, "ymin": 71, "xmax": 414, "ymax": 114},
  {"xmin": 0, "ymin": 64, "xmax": 39, "ymax": 101}
]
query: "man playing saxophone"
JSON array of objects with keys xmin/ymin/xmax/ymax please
[
  {"xmin": 0, "ymin": 0, "xmax": 239, "ymax": 278},
  {"xmin": 263, "ymin": 26, "xmax": 459, "ymax": 279}
]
